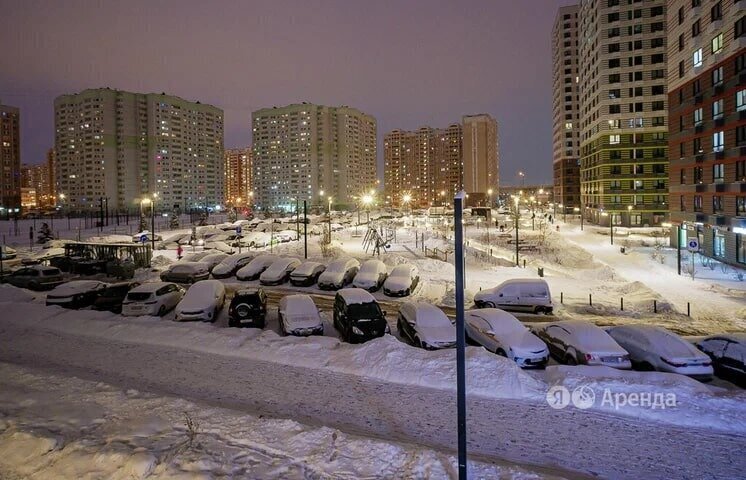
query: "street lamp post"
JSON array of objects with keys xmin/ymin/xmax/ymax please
[
  {"xmin": 514, "ymin": 196, "xmax": 520, "ymax": 267},
  {"xmin": 627, "ymin": 205, "xmax": 633, "ymax": 228},
  {"xmin": 518, "ymin": 171, "xmax": 525, "ymax": 188},
  {"xmin": 487, "ymin": 188, "xmax": 493, "ymax": 249},
  {"xmin": 530, "ymin": 196, "xmax": 536, "ymax": 231}
]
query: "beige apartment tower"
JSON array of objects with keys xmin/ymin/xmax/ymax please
[
  {"xmin": 0, "ymin": 102, "xmax": 21, "ymax": 210},
  {"xmin": 224, "ymin": 147, "xmax": 252, "ymax": 207},
  {"xmin": 252, "ymin": 103, "xmax": 377, "ymax": 211},
  {"xmin": 462, "ymin": 114, "xmax": 499, "ymax": 206},
  {"xmin": 552, "ymin": 5, "xmax": 581, "ymax": 214},
  {"xmin": 55, "ymin": 88, "xmax": 224, "ymax": 212},
  {"xmin": 578, "ymin": 0, "xmax": 669, "ymax": 227}
]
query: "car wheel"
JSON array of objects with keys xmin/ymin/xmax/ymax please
[
  {"xmin": 486, "ymin": 301, "xmax": 496, "ymax": 308},
  {"xmin": 496, "ymin": 348, "xmax": 507, "ymax": 357},
  {"xmin": 565, "ymin": 353, "xmax": 577, "ymax": 365},
  {"xmin": 414, "ymin": 335, "xmax": 423, "ymax": 349},
  {"xmin": 158, "ymin": 305, "xmax": 166, "ymax": 316},
  {"xmin": 534, "ymin": 306, "xmax": 543, "ymax": 314},
  {"xmin": 638, "ymin": 362, "xmax": 655, "ymax": 372},
  {"xmin": 28, "ymin": 281, "xmax": 40, "ymax": 290},
  {"xmin": 228, "ymin": 317, "xmax": 237, "ymax": 328}
]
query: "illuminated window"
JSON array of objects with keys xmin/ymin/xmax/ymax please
[
  {"xmin": 711, "ymin": 33, "xmax": 723, "ymax": 54},
  {"xmin": 693, "ymin": 48, "xmax": 703, "ymax": 67}
]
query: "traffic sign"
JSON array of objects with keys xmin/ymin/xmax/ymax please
[
  {"xmin": 140, "ymin": 234, "xmax": 148, "ymax": 244},
  {"xmin": 686, "ymin": 238, "xmax": 699, "ymax": 252}
]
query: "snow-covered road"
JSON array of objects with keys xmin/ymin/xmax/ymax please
[{"xmin": 1, "ymin": 317, "xmax": 743, "ymax": 480}]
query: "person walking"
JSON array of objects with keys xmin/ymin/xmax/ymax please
[{"xmin": 176, "ymin": 244, "xmax": 183, "ymax": 260}]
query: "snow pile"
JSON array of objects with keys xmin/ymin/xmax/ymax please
[
  {"xmin": 0, "ymin": 284, "xmax": 36, "ymax": 303},
  {"xmin": 150, "ymin": 255, "xmax": 173, "ymax": 268},
  {"xmin": 86, "ymin": 234, "xmax": 133, "ymax": 244}
]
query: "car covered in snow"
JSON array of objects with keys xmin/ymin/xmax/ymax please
[
  {"xmin": 473, "ymin": 279, "xmax": 553, "ymax": 314},
  {"xmin": 174, "ymin": 280, "xmax": 226, "ymax": 322},
  {"xmin": 260, "ymin": 257, "xmax": 301, "ymax": 286},
  {"xmin": 131, "ymin": 230, "xmax": 162, "ymax": 243},
  {"xmin": 318, "ymin": 258, "xmax": 360, "ymax": 290},
  {"xmin": 607, "ymin": 325, "xmax": 713, "ymax": 380},
  {"xmin": 2, "ymin": 265, "xmax": 64, "ymax": 290},
  {"xmin": 197, "ymin": 252, "xmax": 229, "ymax": 272},
  {"xmin": 121, "ymin": 282, "xmax": 184, "ymax": 316},
  {"xmin": 211, "ymin": 252, "xmax": 255, "ymax": 279},
  {"xmin": 383, "ymin": 264, "xmax": 419, "ymax": 297},
  {"xmin": 156, "ymin": 233, "xmax": 191, "ymax": 250},
  {"xmin": 352, "ymin": 259, "xmax": 388, "ymax": 292},
  {"xmin": 45, "ymin": 280, "xmax": 108, "ymax": 309},
  {"xmin": 92, "ymin": 281, "xmax": 141, "ymax": 313},
  {"xmin": 278, "ymin": 294, "xmax": 324, "ymax": 336},
  {"xmin": 695, "ymin": 334, "xmax": 746, "ymax": 386},
  {"xmin": 397, "ymin": 302, "xmax": 455, "ymax": 350},
  {"xmin": 203, "ymin": 240, "xmax": 235, "ymax": 254},
  {"xmin": 0, "ymin": 245, "xmax": 17, "ymax": 260},
  {"xmin": 535, "ymin": 321, "xmax": 631, "ymax": 369},
  {"xmin": 333, "ymin": 288, "xmax": 389, "ymax": 343},
  {"xmin": 159, "ymin": 261, "xmax": 211, "ymax": 284},
  {"xmin": 236, "ymin": 254, "xmax": 277, "ymax": 281},
  {"xmin": 228, "ymin": 288, "xmax": 267, "ymax": 328},
  {"xmin": 245, "ymin": 231, "xmax": 273, "ymax": 247},
  {"xmin": 289, "ymin": 261, "xmax": 326, "ymax": 286},
  {"xmin": 465, "ymin": 308, "xmax": 549, "ymax": 368},
  {"xmin": 277, "ymin": 230, "xmax": 299, "ymax": 242},
  {"xmin": 181, "ymin": 251, "xmax": 212, "ymax": 262}
]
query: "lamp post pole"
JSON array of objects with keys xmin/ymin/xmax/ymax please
[
  {"xmin": 453, "ymin": 191, "xmax": 468, "ymax": 480},
  {"xmin": 514, "ymin": 197, "xmax": 520, "ymax": 267},
  {"xmin": 151, "ymin": 197, "xmax": 156, "ymax": 251},
  {"xmin": 610, "ymin": 213, "xmax": 614, "ymax": 246},
  {"xmin": 676, "ymin": 225, "xmax": 681, "ymax": 275},
  {"xmin": 328, "ymin": 196, "xmax": 332, "ymax": 243}
]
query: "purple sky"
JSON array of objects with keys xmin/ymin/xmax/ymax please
[{"xmin": 0, "ymin": 0, "xmax": 576, "ymax": 185}]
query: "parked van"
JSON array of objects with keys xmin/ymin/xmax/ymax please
[{"xmin": 473, "ymin": 278, "xmax": 553, "ymax": 314}]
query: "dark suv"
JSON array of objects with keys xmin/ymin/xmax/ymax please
[
  {"xmin": 333, "ymin": 288, "xmax": 389, "ymax": 343},
  {"xmin": 228, "ymin": 288, "xmax": 267, "ymax": 328}
]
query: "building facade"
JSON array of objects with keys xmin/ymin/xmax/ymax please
[
  {"xmin": 20, "ymin": 160, "xmax": 55, "ymax": 209},
  {"xmin": 578, "ymin": 0, "xmax": 669, "ymax": 227},
  {"xmin": 224, "ymin": 147, "xmax": 253, "ymax": 207},
  {"xmin": 462, "ymin": 114, "xmax": 499, "ymax": 206},
  {"xmin": 667, "ymin": 0, "xmax": 746, "ymax": 267},
  {"xmin": 552, "ymin": 5, "xmax": 582, "ymax": 214},
  {"xmin": 383, "ymin": 124, "xmax": 463, "ymax": 209},
  {"xmin": 0, "ymin": 102, "xmax": 21, "ymax": 211},
  {"xmin": 55, "ymin": 88, "xmax": 224, "ymax": 212},
  {"xmin": 252, "ymin": 103, "xmax": 377, "ymax": 211}
]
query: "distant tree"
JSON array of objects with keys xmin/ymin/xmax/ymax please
[
  {"xmin": 37, "ymin": 222, "xmax": 53, "ymax": 244},
  {"xmin": 227, "ymin": 208, "xmax": 237, "ymax": 223},
  {"xmin": 139, "ymin": 215, "xmax": 148, "ymax": 233},
  {"xmin": 198, "ymin": 212, "xmax": 207, "ymax": 226},
  {"xmin": 169, "ymin": 215, "xmax": 180, "ymax": 230}
]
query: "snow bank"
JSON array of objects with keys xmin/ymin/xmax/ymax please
[{"xmin": 0, "ymin": 284, "xmax": 36, "ymax": 303}]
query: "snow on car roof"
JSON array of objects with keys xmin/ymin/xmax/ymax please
[
  {"xmin": 390, "ymin": 264, "xmax": 414, "ymax": 276},
  {"xmin": 337, "ymin": 288, "xmax": 375, "ymax": 304},
  {"xmin": 326, "ymin": 258, "xmax": 358, "ymax": 273},
  {"xmin": 169, "ymin": 262, "xmax": 209, "ymax": 273},
  {"xmin": 281, "ymin": 294, "xmax": 317, "ymax": 314},
  {"xmin": 466, "ymin": 308, "xmax": 524, "ymax": 334},
  {"xmin": 549, "ymin": 320, "xmax": 623, "ymax": 352},
  {"xmin": 497, "ymin": 278, "xmax": 550, "ymax": 286},
  {"xmin": 50, "ymin": 280, "xmax": 105, "ymax": 296},
  {"xmin": 401, "ymin": 302, "xmax": 450, "ymax": 326},
  {"xmin": 609, "ymin": 325, "xmax": 701, "ymax": 358},
  {"xmin": 130, "ymin": 282, "xmax": 173, "ymax": 292},
  {"xmin": 292, "ymin": 261, "xmax": 323, "ymax": 275},
  {"xmin": 359, "ymin": 259, "xmax": 386, "ymax": 272}
]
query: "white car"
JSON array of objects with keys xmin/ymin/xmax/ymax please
[
  {"xmin": 535, "ymin": 321, "xmax": 631, "ymax": 369},
  {"xmin": 290, "ymin": 261, "xmax": 326, "ymax": 286},
  {"xmin": 383, "ymin": 264, "xmax": 419, "ymax": 297},
  {"xmin": 131, "ymin": 230, "xmax": 162, "ymax": 243},
  {"xmin": 465, "ymin": 308, "xmax": 549, "ymax": 368},
  {"xmin": 277, "ymin": 230, "xmax": 299, "ymax": 242},
  {"xmin": 174, "ymin": 280, "xmax": 226, "ymax": 322},
  {"xmin": 198, "ymin": 252, "xmax": 229, "ymax": 272},
  {"xmin": 608, "ymin": 325, "xmax": 713, "ymax": 380},
  {"xmin": 45, "ymin": 280, "xmax": 108, "ymax": 309},
  {"xmin": 246, "ymin": 231, "xmax": 272, "ymax": 247},
  {"xmin": 278, "ymin": 294, "xmax": 324, "ymax": 336},
  {"xmin": 0, "ymin": 245, "xmax": 16, "ymax": 260},
  {"xmin": 157, "ymin": 233, "xmax": 190, "ymax": 250},
  {"xmin": 397, "ymin": 302, "xmax": 456, "ymax": 350},
  {"xmin": 318, "ymin": 258, "xmax": 360, "ymax": 290},
  {"xmin": 352, "ymin": 259, "xmax": 388, "ymax": 292},
  {"xmin": 260, "ymin": 257, "xmax": 301, "ymax": 285},
  {"xmin": 211, "ymin": 252, "xmax": 255, "ymax": 279},
  {"xmin": 182, "ymin": 251, "xmax": 211, "ymax": 262},
  {"xmin": 203, "ymin": 240, "xmax": 235, "ymax": 253},
  {"xmin": 122, "ymin": 282, "xmax": 184, "ymax": 316},
  {"xmin": 236, "ymin": 254, "xmax": 277, "ymax": 281},
  {"xmin": 474, "ymin": 279, "xmax": 553, "ymax": 314}
]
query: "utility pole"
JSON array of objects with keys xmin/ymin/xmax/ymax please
[
  {"xmin": 303, "ymin": 200, "xmax": 308, "ymax": 259},
  {"xmin": 453, "ymin": 191, "xmax": 468, "ymax": 480}
]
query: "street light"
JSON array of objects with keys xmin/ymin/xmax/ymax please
[
  {"xmin": 513, "ymin": 195, "xmax": 520, "ymax": 267},
  {"xmin": 529, "ymin": 195, "xmax": 536, "ymax": 230},
  {"xmin": 627, "ymin": 205, "xmax": 633, "ymax": 227},
  {"xmin": 518, "ymin": 171, "xmax": 525, "ymax": 188},
  {"xmin": 141, "ymin": 197, "xmax": 155, "ymax": 251},
  {"xmin": 327, "ymin": 196, "xmax": 333, "ymax": 242}
]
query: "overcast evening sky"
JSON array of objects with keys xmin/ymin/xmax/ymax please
[{"xmin": 0, "ymin": 0, "xmax": 577, "ymax": 186}]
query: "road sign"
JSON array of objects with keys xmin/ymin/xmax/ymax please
[
  {"xmin": 140, "ymin": 234, "xmax": 148, "ymax": 244},
  {"xmin": 686, "ymin": 238, "xmax": 699, "ymax": 252},
  {"xmin": 236, "ymin": 225, "xmax": 242, "ymax": 235}
]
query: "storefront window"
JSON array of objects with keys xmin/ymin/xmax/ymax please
[{"xmin": 713, "ymin": 230, "xmax": 725, "ymax": 257}]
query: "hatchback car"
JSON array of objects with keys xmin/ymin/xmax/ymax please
[
  {"xmin": 228, "ymin": 288, "xmax": 267, "ymax": 328},
  {"xmin": 352, "ymin": 259, "xmax": 388, "ymax": 292},
  {"xmin": 92, "ymin": 281, "xmax": 141, "ymax": 313},
  {"xmin": 198, "ymin": 253, "xmax": 229, "ymax": 272},
  {"xmin": 333, "ymin": 288, "xmax": 389, "ymax": 343},
  {"xmin": 236, "ymin": 255, "xmax": 277, "ymax": 281},
  {"xmin": 535, "ymin": 320, "xmax": 631, "ymax": 369},
  {"xmin": 695, "ymin": 334, "xmax": 746, "ymax": 386},
  {"xmin": 397, "ymin": 302, "xmax": 456, "ymax": 350},
  {"xmin": 122, "ymin": 282, "xmax": 184, "ymax": 316},
  {"xmin": 289, "ymin": 261, "xmax": 326, "ymax": 286},
  {"xmin": 174, "ymin": 280, "xmax": 226, "ymax": 322},
  {"xmin": 211, "ymin": 252, "xmax": 255, "ymax": 279},
  {"xmin": 260, "ymin": 257, "xmax": 302, "ymax": 285},
  {"xmin": 318, "ymin": 258, "xmax": 360, "ymax": 290},
  {"xmin": 383, "ymin": 264, "xmax": 419, "ymax": 297},
  {"xmin": 465, "ymin": 308, "xmax": 549, "ymax": 368},
  {"xmin": 2, "ymin": 265, "xmax": 64, "ymax": 290},
  {"xmin": 46, "ymin": 280, "xmax": 108, "ymax": 309},
  {"xmin": 278, "ymin": 294, "xmax": 324, "ymax": 336},
  {"xmin": 159, "ymin": 262, "xmax": 211, "ymax": 284}
]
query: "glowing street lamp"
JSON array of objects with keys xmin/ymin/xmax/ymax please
[{"xmin": 362, "ymin": 193, "xmax": 373, "ymax": 224}]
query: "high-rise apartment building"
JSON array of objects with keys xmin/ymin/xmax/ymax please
[
  {"xmin": 668, "ymin": 0, "xmax": 746, "ymax": 267},
  {"xmin": 46, "ymin": 148, "xmax": 57, "ymax": 206},
  {"xmin": 552, "ymin": 5, "xmax": 582, "ymax": 214},
  {"xmin": 20, "ymin": 160, "xmax": 55, "ymax": 208},
  {"xmin": 0, "ymin": 102, "xmax": 21, "ymax": 210},
  {"xmin": 55, "ymin": 88, "xmax": 223, "ymax": 212},
  {"xmin": 252, "ymin": 103, "xmax": 377, "ymax": 211},
  {"xmin": 578, "ymin": 0, "xmax": 669, "ymax": 227},
  {"xmin": 384, "ymin": 124, "xmax": 463, "ymax": 209},
  {"xmin": 224, "ymin": 147, "xmax": 252, "ymax": 207},
  {"xmin": 462, "ymin": 114, "xmax": 499, "ymax": 205}
]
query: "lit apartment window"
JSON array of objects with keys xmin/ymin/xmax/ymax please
[
  {"xmin": 737, "ymin": 90, "xmax": 746, "ymax": 112},
  {"xmin": 711, "ymin": 34, "xmax": 724, "ymax": 54},
  {"xmin": 693, "ymin": 48, "xmax": 703, "ymax": 67},
  {"xmin": 713, "ymin": 131, "xmax": 724, "ymax": 152},
  {"xmin": 610, "ymin": 134, "xmax": 621, "ymax": 144},
  {"xmin": 565, "ymin": 122, "xmax": 573, "ymax": 130},
  {"xmin": 713, "ymin": 230, "xmax": 725, "ymax": 258}
]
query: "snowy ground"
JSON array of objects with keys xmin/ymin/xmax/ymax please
[{"xmin": 1, "ymin": 213, "xmax": 745, "ymax": 479}]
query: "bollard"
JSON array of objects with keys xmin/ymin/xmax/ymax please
[
  {"xmin": 589, "ymin": 293, "xmax": 593, "ymax": 306},
  {"xmin": 687, "ymin": 302, "xmax": 690, "ymax": 316},
  {"xmin": 560, "ymin": 292, "xmax": 563, "ymax": 304},
  {"xmin": 621, "ymin": 297, "xmax": 624, "ymax": 311},
  {"xmin": 523, "ymin": 259, "xmax": 526, "ymax": 268},
  {"xmin": 653, "ymin": 300, "xmax": 657, "ymax": 313}
]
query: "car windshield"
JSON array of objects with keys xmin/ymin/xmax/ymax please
[
  {"xmin": 348, "ymin": 302, "xmax": 382, "ymax": 320},
  {"xmin": 237, "ymin": 294, "xmax": 262, "ymax": 306},
  {"xmin": 127, "ymin": 292, "xmax": 152, "ymax": 301}
]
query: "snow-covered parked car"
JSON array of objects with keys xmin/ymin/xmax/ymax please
[
  {"xmin": 330, "ymin": 223, "xmax": 344, "ymax": 231},
  {"xmin": 278, "ymin": 294, "xmax": 324, "ymax": 336},
  {"xmin": 0, "ymin": 245, "xmax": 17, "ymax": 259},
  {"xmin": 318, "ymin": 258, "xmax": 360, "ymax": 290},
  {"xmin": 122, "ymin": 282, "xmax": 184, "ymax": 317},
  {"xmin": 203, "ymin": 240, "xmax": 235, "ymax": 254},
  {"xmin": 383, "ymin": 264, "xmax": 419, "ymax": 297},
  {"xmin": 535, "ymin": 320, "xmax": 631, "ymax": 369},
  {"xmin": 352, "ymin": 259, "xmax": 388, "ymax": 292},
  {"xmin": 607, "ymin": 325, "xmax": 713, "ymax": 380},
  {"xmin": 695, "ymin": 334, "xmax": 746, "ymax": 386},
  {"xmin": 236, "ymin": 254, "xmax": 277, "ymax": 281},
  {"xmin": 45, "ymin": 280, "xmax": 108, "ymax": 309},
  {"xmin": 174, "ymin": 280, "xmax": 226, "ymax": 322},
  {"xmin": 397, "ymin": 302, "xmax": 455, "ymax": 350},
  {"xmin": 465, "ymin": 308, "xmax": 549, "ymax": 368},
  {"xmin": 1, "ymin": 265, "xmax": 64, "ymax": 290},
  {"xmin": 277, "ymin": 230, "xmax": 299, "ymax": 242},
  {"xmin": 333, "ymin": 288, "xmax": 389, "ymax": 343},
  {"xmin": 260, "ymin": 257, "xmax": 301, "ymax": 286},
  {"xmin": 473, "ymin": 278, "xmax": 553, "ymax": 314},
  {"xmin": 211, "ymin": 252, "xmax": 255, "ymax": 279},
  {"xmin": 92, "ymin": 281, "xmax": 140, "ymax": 313},
  {"xmin": 245, "ymin": 231, "xmax": 272, "ymax": 248},
  {"xmin": 131, "ymin": 230, "xmax": 162, "ymax": 243},
  {"xmin": 197, "ymin": 252, "xmax": 229, "ymax": 272},
  {"xmin": 156, "ymin": 233, "xmax": 190, "ymax": 250},
  {"xmin": 289, "ymin": 261, "xmax": 326, "ymax": 286},
  {"xmin": 159, "ymin": 262, "xmax": 210, "ymax": 284}
]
